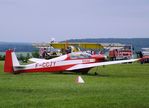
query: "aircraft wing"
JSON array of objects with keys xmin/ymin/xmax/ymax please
[
  {"xmin": 66, "ymin": 59, "xmax": 139, "ymax": 71},
  {"xmin": 29, "ymin": 58, "xmax": 48, "ymax": 63}
]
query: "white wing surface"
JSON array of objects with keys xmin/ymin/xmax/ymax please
[{"xmin": 67, "ymin": 59, "xmax": 139, "ymax": 71}]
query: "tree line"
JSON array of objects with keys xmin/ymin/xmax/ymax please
[{"xmin": 0, "ymin": 51, "xmax": 39, "ymax": 63}]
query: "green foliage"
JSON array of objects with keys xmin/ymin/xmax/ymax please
[
  {"xmin": 18, "ymin": 54, "xmax": 25, "ymax": 61},
  {"xmin": 0, "ymin": 55, "xmax": 5, "ymax": 60},
  {"xmin": 32, "ymin": 50, "xmax": 39, "ymax": 58},
  {"xmin": 17, "ymin": 53, "xmax": 31, "ymax": 63},
  {"xmin": 0, "ymin": 62, "xmax": 149, "ymax": 108},
  {"xmin": 25, "ymin": 53, "xmax": 31, "ymax": 63}
]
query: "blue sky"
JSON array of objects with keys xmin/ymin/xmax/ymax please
[{"xmin": 0, "ymin": 0, "xmax": 149, "ymax": 42}]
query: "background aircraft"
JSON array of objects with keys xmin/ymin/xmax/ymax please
[{"xmin": 4, "ymin": 49, "xmax": 138, "ymax": 74}]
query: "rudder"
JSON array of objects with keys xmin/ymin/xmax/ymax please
[{"xmin": 4, "ymin": 49, "xmax": 14, "ymax": 73}]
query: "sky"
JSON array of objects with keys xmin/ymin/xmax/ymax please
[{"xmin": 0, "ymin": 0, "xmax": 149, "ymax": 42}]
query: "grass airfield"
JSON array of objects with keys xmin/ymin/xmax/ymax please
[{"xmin": 0, "ymin": 61, "xmax": 149, "ymax": 108}]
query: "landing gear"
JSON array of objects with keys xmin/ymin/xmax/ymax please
[
  {"xmin": 94, "ymin": 72, "xmax": 98, "ymax": 75},
  {"xmin": 94, "ymin": 66, "xmax": 99, "ymax": 75},
  {"xmin": 13, "ymin": 71, "xmax": 20, "ymax": 74},
  {"xmin": 81, "ymin": 71, "xmax": 88, "ymax": 75},
  {"xmin": 73, "ymin": 68, "xmax": 90, "ymax": 75}
]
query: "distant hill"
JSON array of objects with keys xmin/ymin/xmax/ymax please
[
  {"xmin": 0, "ymin": 42, "xmax": 36, "ymax": 52},
  {"xmin": 65, "ymin": 38, "xmax": 149, "ymax": 51},
  {"xmin": 0, "ymin": 38, "xmax": 149, "ymax": 52}
]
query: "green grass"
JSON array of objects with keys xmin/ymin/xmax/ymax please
[{"xmin": 0, "ymin": 61, "xmax": 149, "ymax": 108}]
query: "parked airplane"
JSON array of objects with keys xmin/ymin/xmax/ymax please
[{"xmin": 4, "ymin": 49, "xmax": 138, "ymax": 74}]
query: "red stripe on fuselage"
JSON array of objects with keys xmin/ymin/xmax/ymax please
[{"xmin": 15, "ymin": 64, "xmax": 76, "ymax": 73}]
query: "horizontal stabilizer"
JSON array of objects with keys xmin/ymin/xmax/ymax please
[
  {"xmin": 14, "ymin": 65, "xmax": 26, "ymax": 68},
  {"xmin": 29, "ymin": 58, "xmax": 47, "ymax": 63}
]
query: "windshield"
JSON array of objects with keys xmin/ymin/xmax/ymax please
[{"xmin": 70, "ymin": 52, "xmax": 91, "ymax": 59}]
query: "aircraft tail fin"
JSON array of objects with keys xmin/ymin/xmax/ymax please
[{"xmin": 4, "ymin": 49, "xmax": 20, "ymax": 73}]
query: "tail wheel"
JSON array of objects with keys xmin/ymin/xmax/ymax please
[{"xmin": 13, "ymin": 71, "xmax": 20, "ymax": 74}]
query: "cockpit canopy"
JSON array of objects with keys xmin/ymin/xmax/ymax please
[{"xmin": 69, "ymin": 52, "xmax": 91, "ymax": 59}]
